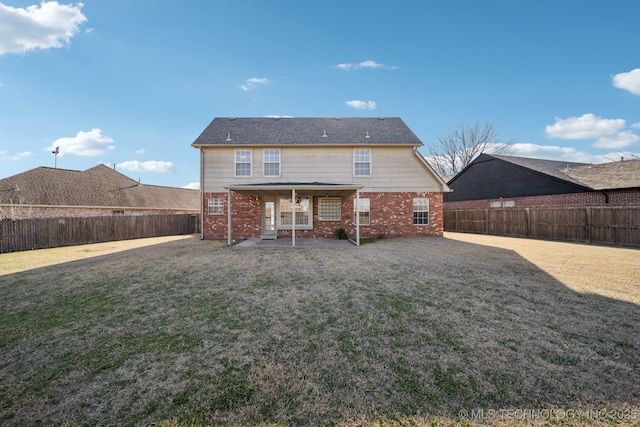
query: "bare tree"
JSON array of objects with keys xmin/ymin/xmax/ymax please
[
  {"xmin": 604, "ymin": 152, "xmax": 640, "ymax": 162},
  {"xmin": 426, "ymin": 122, "xmax": 513, "ymax": 177}
]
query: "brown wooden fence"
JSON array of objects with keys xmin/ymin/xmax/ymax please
[
  {"xmin": 0, "ymin": 214, "xmax": 200, "ymax": 253},
  {"xmin": 444, "ymin": 207, "xmax": 640, "ymax": 247}
]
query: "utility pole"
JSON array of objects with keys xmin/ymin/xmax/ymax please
[{"xmin": 52, "ymin": 146, "xmax": 59, "ymax": 168}]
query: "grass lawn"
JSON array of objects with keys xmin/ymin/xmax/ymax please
[{"xmin": 0, "ymin": 234, "xmax": 639, "ymax": 426}]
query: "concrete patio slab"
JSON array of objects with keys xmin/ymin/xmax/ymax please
[{"xmin": 235, "ymin": 238, "xmax": 355, "ymax": 247}]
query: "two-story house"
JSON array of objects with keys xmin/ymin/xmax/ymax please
[{"xmin": 191, "ymin": 117, "xmax": 450, "ymax": 245}]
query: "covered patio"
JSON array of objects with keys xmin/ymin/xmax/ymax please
[{"xmin": 224, "ymin": 182, "xmax": 364, "ymax": 247}]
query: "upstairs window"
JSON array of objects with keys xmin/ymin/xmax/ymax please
[
  {"xmin": 263, "ymin": 149, "xmax": 280, "ymax": 176},
  {"xmin": 354, "ymin": 149, "xmax": 371, "ymax": 176},
  {"xmin": 235, "ymin": 150, "xmax": 252, "ymax": 176}
]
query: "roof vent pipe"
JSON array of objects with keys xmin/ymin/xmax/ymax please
[{"xmin": 322, "ymin": 130, "xmax": 327, "ymax": 138}]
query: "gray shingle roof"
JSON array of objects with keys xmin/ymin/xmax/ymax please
[
  {"xmin": 0, "ymin": 164, "xmax": 199, "ymax": 210},
  {"xmin": 564, "ymin": 159, "xmax": 640, "ymax": 190},
  {"xmin": 488, "ymin": 154, "xmax": 640, "ymax": 191},
  {"xmin": 191, "ymin": 117, "xmax": 424, "ymax": 147},
  {"xmin": 490, "ymin": 154, "xmax": 589, "ymax": 187}
]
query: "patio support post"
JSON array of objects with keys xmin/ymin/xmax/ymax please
[
  {"xmin": 291, "ymin": 188, "xmax": 296, "ymax": 247},
  {"xmin": 356, "ymin": 189, "xmax": 360, "ymax": 246},
  {"xmin": 227, "ymin": 189, "xmax": 232, "ymax": 246}
]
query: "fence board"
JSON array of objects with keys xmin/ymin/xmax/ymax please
[
  {"xmin": 445, "ymin": 207, "xmax": 639, "ymax": 247},
  {"xmin": 1, "ymin": 214, "xmax": 199, "ymax": 253}
]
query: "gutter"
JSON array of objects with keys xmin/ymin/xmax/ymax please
[
  {"xmin": 200, "ymin": 147, "xmax": 205, "ymax": 239},
  {"xmin": 413, "ymin": 149, "xmax": 452, "ymax": 192}
]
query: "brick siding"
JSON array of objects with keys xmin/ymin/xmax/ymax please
[
  {"xmin": 202, "ymin": 191, "xmax": 444, "ymax": 240},
  {"xmin": 444, "ymin": 189, "xmax": 640, "ymax": 209},
  {"xmin": 0, "ymin": 206, "xmax": 197, "ymax": 220}
]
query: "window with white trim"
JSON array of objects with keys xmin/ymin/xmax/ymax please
[
  {"xmin": 354, "ymin": 198, "xmax": 370, "ymax": 225},
  {"xmin": 318, "ymin": 198, "xmax": 341, "ymax": 221},
  {"xmin": 413, "ymin": 198, "xmax": 430, "ymax": 225},
  {"xmin": 279, "ymin": 197, "xmax": 313, "ymax": 229},
  {"xmin": 208, "ymin": 198, "xmax": 224, "ymax": 215},
  {"xmin": 263, "ymin": 149, "xmax": 280, "ymax": 176},
  {"xmin": 490, "ymin": 200, "xmax": 515, "ymax": 208},
  {"xmin": 235, "ymin": 150, "xmax": 252, "ymax": 176},
  {"xmin": 354, "ymin": 149, "xmax": 371, "ymax": 176}
]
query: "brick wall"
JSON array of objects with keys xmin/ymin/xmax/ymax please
[
  {"xmin": 444, "ymin": 189, "xmax": 640, "ymax": 209},
  {"xmin": 607, "ymin": 189, "xmax": 640, "ymax": 205},
  {"xmin": 202, "ymin": 191, "xmax": 444, "ymax": 240},
  {"xmin": 0, "ymin": 205, "xmax": 197, "ymax": 220}
]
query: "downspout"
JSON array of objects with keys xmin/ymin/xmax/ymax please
[
  {"xmin": 227, "ymin": 189, "xmax": 232, "ymax": 246},
  {"xmin": 292, "ymin": 189, "xmax": 296, "ymax": 247},
  {"xmin": 356, "ymin": 189, "xmax": 360, "ymax": 246},
  {"xmin": 199, "ymin": 148, "xmax": 204, "ymax": 239},
  {"xmin": 602, "ymin": 190, "xmax": 609, "ymax": 204}
]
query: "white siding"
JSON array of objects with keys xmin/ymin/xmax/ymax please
[{"xmin": 203, "ymin": 146, "xmax": 443, "ymax": 192}]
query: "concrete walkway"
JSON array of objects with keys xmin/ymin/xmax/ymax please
[{"xmin": 235, "ymin": 238, "xmax": 355, "ymax": 247}]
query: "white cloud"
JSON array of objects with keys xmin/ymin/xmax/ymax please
[
  {"xmin": 118, "ymin": 160, "xmax": 174, "ymax": 173},
  {"xmin": 346, "ymin": 100, "xmax": 376, "ymax": 110},
  {"xmin": 240, "ymin": 77, "xmax": 269, "ymax": 91},
  {"xmin": 1, "ymin": 150, "xmax": 33, "ymax": 160},
  {"xmin": 12, "ymin": 151, "xmax": 33, "ymax": 160},
  {"xmin": 182, "ymin": 182, "xmax": 200, "ymax": 190},
  {"xmin": 511, "ymin": 143, "xmax": 594, "ymax": 163},
  {"xmin": 511, "ymin": 142, "xmax": 640, "ymax": 164},
  {"xmin": 592, "ymin": 130, "xmax": 640, "ymax": 149},
  {"xmin": 48, "ymin": 128, "xmax": 114, "ymax": 157},
  {"xmin": 545, "ymin": 113, "xmax": 625, "ymax": 140},
  {"xmin": 0, "ymin": 1, "xmax": 87, "ymax": 55},
  {"xmin": 612, "ymin": 68, "xmax": 640, "ymax": 95},
  {"xmin": 135, "ymin": 148, "xmax": 145, "ymax": 155},
  {"xmin": 631, "ymin": 122, "xmax": 640, "ymax": 129},
  {"xmin": 335, "ymin": 60, "xmax": 395, "ymax": 71}
]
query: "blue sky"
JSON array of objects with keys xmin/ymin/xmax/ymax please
[{"xmin": 1, "ymin": 0, "xmax": 639, "ymax": 188}]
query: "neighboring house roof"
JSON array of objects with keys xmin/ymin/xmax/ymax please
[
  {"xmin": 0, "ymin": 164, "xmax": 199, "ymax": 210},
  {"xmin": 191, "ymin": 117, "xmax": 424, "ymax": 147},
  {"xmin": 563, "ymin": 159, "xmax": 640, "ymax": 190},
  {"xmin": 487, "ymin": 154, "xmax": 640, "ymax": 191},
  {"xmin": 489, "ymin": 154, "xmax": 590, "ymax": 187},
  {"xmin": 446, "ymin": 154, "xmax": 640, "ymax": 203}
]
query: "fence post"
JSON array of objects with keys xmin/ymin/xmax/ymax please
[
  {"xmin": 526, "ymin": 207, "xmax": 530, "ymax": 238},
  {"xmin": 586, "ymin": 207, "xmax": 591, "ymax": 244},
  {"xmin": 484, "ymin": 209, "xmax": 489, "ymax": 235}
]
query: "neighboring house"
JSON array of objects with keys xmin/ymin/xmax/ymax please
[
  {"xmin": 0, "ymin": 164, "xmax": 200, "ymax": 219},
  {"xmin": 445, "ymin": 153, "xmax": 640, "ymax": 208},
  {"xmin": 191, "ymin": 117, "xmax": 450, "ymax": 244}
]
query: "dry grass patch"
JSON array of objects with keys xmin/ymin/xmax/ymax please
[{"xmin": 0, "ymin": 235, "xmax": 639, "ymax": 426}]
